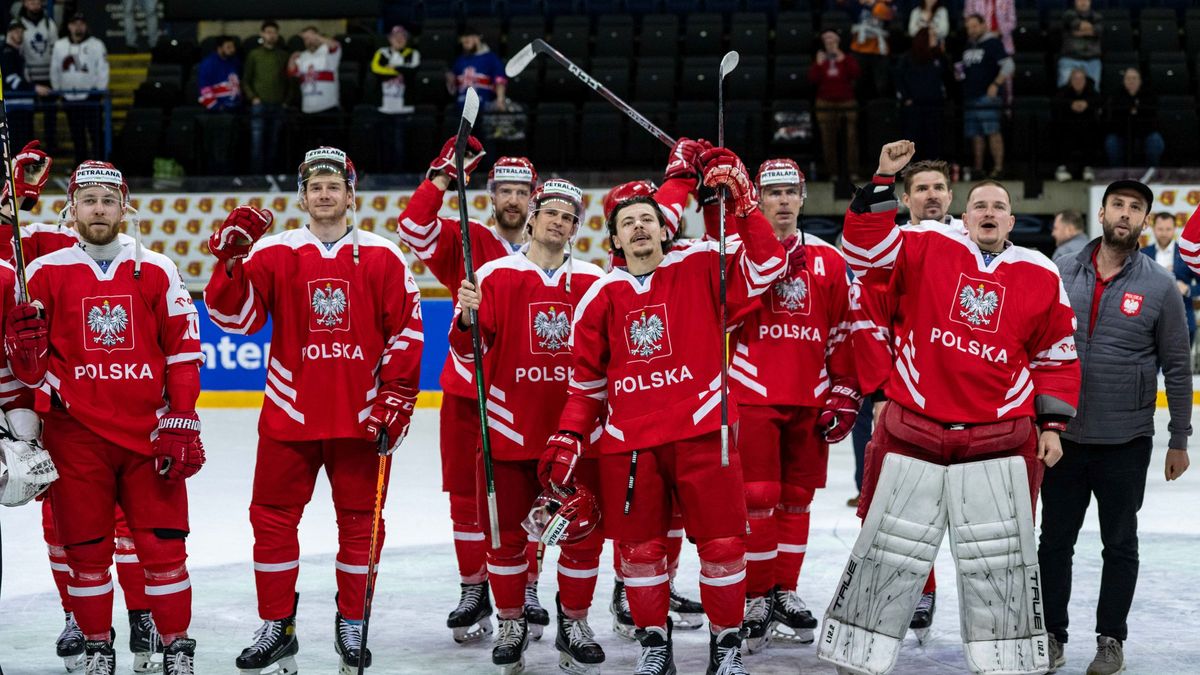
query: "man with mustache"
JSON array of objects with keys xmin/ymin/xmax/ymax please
[{"xmin": 1040, "ymin": 180, "xmax": 1191, "ymax": 675}]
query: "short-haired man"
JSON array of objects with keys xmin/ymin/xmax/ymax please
[
  {"xmin": 1041, "ymin": 181, "xmax": 1191, "ymax": 675},
  {"xmin": 243, "ymin": 20, "xmax": 291, "ymax": 174},
  {"xmin": 960, "ymin": 14, "xmax": 1013, "ymax": 178},
  {"xmin": 1141, "ymin": 212, "xmax": 1197, "ymax": 344},
  {"xmin": 1053, "ymin": 209, "xmax": 1089, "ymax": 261},
  {"xmin": 821, "ymin": 141, "xmax": 1080, "ymax": 675}
]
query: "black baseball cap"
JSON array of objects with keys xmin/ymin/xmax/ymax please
[
  {"xmin": 1102, "ymin": 179, "xmax": 1153, "ymax": 208},
  {"xmin": 7, "ymin": 20, "xmax": 23, "ymax": 31}
]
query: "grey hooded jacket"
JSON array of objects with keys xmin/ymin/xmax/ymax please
[{"xmin": 1056, "ymin": 239, "xmax": 1192, "ymax": 449}]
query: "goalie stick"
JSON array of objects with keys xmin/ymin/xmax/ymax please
[{"xmin": 716, "ymin": 50, "xmax": 739, "ymax": 467}]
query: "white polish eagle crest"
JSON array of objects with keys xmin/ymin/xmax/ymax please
[
  {"xmin": 87, "ymin": 300, "xmax": 129, "ymax": 347},
  {"xmin": 774, "ymin": 276, "xmax": 808, "ymax": 312},
  {"xmin": 533, "ymin": 305, "xmax": 571, "ymax": 351},
  {"xmin": 958, "ymin": 284, "xmax": 1000, "ymax": 326},
  {"xmin": 628, "ymin": 311, "xmax": 665, "ymax": 358},
  {"xmin": 312, "ymin": 282, "xmax": 348, "ymax": 327}
]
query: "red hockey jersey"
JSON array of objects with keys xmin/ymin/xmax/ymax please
[
  {"xmin": 25, "ymin": 244, "xmax": 203, "ymax": 454},
  {"xmin": 0, "ymin": 260, "xmax": 23, "ymax": 409},
  {"xmin": 448, "ymin": 254, "xmax": 605, "ymax": 460},
  {"xmin": 840, "ymin": 190, "xmax": 1079, "ymax": 424},
  {"xmin": 728, "ymin": 234, "xmax": 855, "ymax": 407},
  {"xmin": 1179, "ymin": 204, "xmax": 1200, "ymax": 276},
  {"xmin": 204, "ymin": 227, "xmax": 423, "ymax": 443},
  {"xmin": 557, "ymin": 209, "xmax": 787, "ymax": 452}
]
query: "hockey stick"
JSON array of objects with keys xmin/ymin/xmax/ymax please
[
  {"xmin": 506, "ymin": 39, "xmax": 676, "ymax": 147},
  {"xmin": 716, "ymin": 51, "xmax": 739, "ymax": 468},
  {"xmin": 356, "ymin": 429, "xmax": 389, "ymax": 675},
  {"xmin": 0, "ymin": 63, "xmax": 31, "ymax": 302},
  {"xmin": 456, "ymin": 89, "xmax": 502, "ymax": 549}
]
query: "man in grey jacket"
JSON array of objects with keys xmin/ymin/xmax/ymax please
[{"xmin": 1039, "ymin": 179, "xmax": 1191, "ymax": 675}]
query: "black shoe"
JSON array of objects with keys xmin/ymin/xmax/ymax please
[
  {"xmin": 162, "ymin": 638, "xmax": 196, "ymax": 675},
  {"xmin": 447, "ymin": 581, "xmax": 494, "ymax": 644},
  {"xmin": 633, "ymin": 623, "xmax": 675, "ymax": 675},
  {"xmin": 334, "ymin": 612, "xmax": 370, "ymax": 670},
  {"xmin": 668, "ymin": 582, "xmax": 705, "ymax": 630},
  {"xmin": 1048, "ymin": 633, "xmax": 1066, "ymax": 673},
  {"xmin": 491, "ymin": 616, "xmax": 530, "ymax": 674},
  {"xmin": 235, "ymin": 594, "xmax": 299, "ymax": 674},
  {"xmin": 524, "ymin": 583, "xmax": 549, "ymax": 640},
  {"xmin": 706, "ymin": 627, "xmax": 748, "ymax": 675},
  {"xmin": 57, "ymin": 611, "xmax": 85, "ymax": 672},
  {"xmin": 83, "ymin": 639, "xmax": 117, "ymax": 675},
  {"xmin": 770, "ymin": 587, "xmax": 818, "ymax": 644},
  {"xmin": 554, "ymin": 593, "xmax": 604, "ymax": 673},
  {"xmin": 742, "ymin": 594, "xmax": 773, "ymax": 653},
  {"xmin": 128, "ymin": 609, "xmax": 163, "ymax": 673},
  {"xmin": 610, "ymin": 580, "xmax": 637, "ymax": 640}
]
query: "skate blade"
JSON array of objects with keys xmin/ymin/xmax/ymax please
[
  {"xmin": 912, "ymin": 627, "xmax": 931, "ymax": 645},
  {"xmin": 669, "ymin": 611, "xmax": 705, "ymax": 631},
  {"xmin": 452, "ymin": 616, "xmax": 495, "ymax": 644},
  {"xmin": 744, "ymin": 633, "xmax": 772, "ymax": 654},
  {"xmin": 132, "ymin": 652, "xmax": 164, "ymax": 673},
  {"xmin": 769, "ymin": 621, "xmax": 815, "ymax": 645},
  {"xmin": 610, "ymin": 616, "xmax": 637, "ymax": 641},
  {"xmin": 528, "ymin": 623, "xmax": 544, "ymax": 641},
  {"xmin": 239, "ymin": 655, "xmax": 299, "ymax": 675},
  {"xmin": 63, "ymin": 653, "xmax": 85, "ymax": 673},
  {"xmin": 497, "ymin": 656, "xmax": 525, "ymax": 674},
  {"xmin": 557, "ymin": 652, "xmax": 602, "ymax": 675}
]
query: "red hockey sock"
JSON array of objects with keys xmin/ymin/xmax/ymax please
[
  {"xmin": 333, "ymin": 507, "xmax": 385, "ymax": 621},
  {"xmin": 250, "ymin": 503, "xmax": 303, "ymax": 621},
  {"xmin": 132, "ymin": 529, "xmax": 191, "ymax": 640},
  {"xmin": 774, "ymin": 485, "xmax": 813, "ymax": 591},
  {"xmin": 697, "ymin": 537, "xmax": 747, "ymax": 631},
  {"xmin": 611, "ymin": 546, "xmax": 622, "ymax": 580},
  {"xmin": 486, "ymin": 537, "xmax": 529, "ymax": 620},
  {"xmin": 665, "ymin": 512, "xmax": 685, "ymax": 579},
  {"xmin": 114, "ymin": 535, "xmax": 149, "ymax": 610},
  {"xmin": 923, "ymin": 568, "xmax": 936, "ymax": 594},
  {"xmin": 63, "ymin": 540, "xmax": 116, "ymax": 639},
  {"xmin": 744, "ymin": 481, "xmax": 780, "ymax": 597},
  {"xmin": 42, "ymin": 499, "xmax": 73, "ymax": 613},
  {"xmin": 619, "ymin": 538, "xmax": 669, "ymax": 629},
  {"xmin": 449, "ymin": 493, "xmax": 487, "ymax": 584},
  {"xmin": 557, "ymin": 532, "xmax": 603, "ymax": 619}
]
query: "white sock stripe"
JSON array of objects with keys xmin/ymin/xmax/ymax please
[
  {"xmin": 335, "ymin": 561, "xmax": 371, "ymax": 575},
  {"xmin": 699, "ymin": 569, "xmax": 747, "ymax": 587},
  {"xmin": 114, "ymin": 554, "xmax": 140, "ymax": 564},
  {"xmin": 486, "ymin": 562, "xmax": 529, "ymax": 576},
  {"xmin": 778, "ymin": 544, "xmax": 808, "ymax": 554},
  {"xmin": 145, "ymin": 578, "xmax": 191, "ymax": 596},
  {"xmin": 254, "ymin": 560, "xmax": 300, "ymax": 573},
  {"xmin": 68, "ymin": 580, "xmax": 114, "ymax": 597},
  {"xmin": 50, "ymin": 562, "xmax": 72, "ymax": 572},
  {"xmin": 557, "ymin": 566, "xmax": 600, "ymax": 579},
  {"xmin": 453, "ymin": 530, "xmax": 486, "ymax": 541},
  {"xmin": 745, "ymin": 550, "xmax": 778, "ymax": 561},
  {"xmin": 666, "ymin": 529, "xmax": 685, "ymax": 538},
  {"xmin": 623, "ymin": 573, "xmax": 670, "ymax": 588}
]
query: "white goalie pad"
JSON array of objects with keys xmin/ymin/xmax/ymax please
[
  {"xmin": 0, "ymin": 408, "xmax": 56, "ymax": 507},
  {"xmin": 946, "ymin": 457, "xmax": 1049, "ymax": 675},
  {"xmin": 818, "ymin": 454, "xmax": 948, "ymax": 675}
]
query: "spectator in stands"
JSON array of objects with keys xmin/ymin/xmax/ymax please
[
  {"xmin": 809, "ymin": 29, "xmax": 861, "ymax": 182},
  {"xmin": 447, "ymin": 24, "xmax": 506, "ymax": 112},
  {"xmin": 1052, "ymin": 209, "xmax": 1089, "ymax": 261},
  {"xmin": 1104, "ymin": 67, "xmax": 1164, "ymax": 168},
  {"xmin": 121, "ymin": 0, "xmax": 159, "ymax": 50},
  {"xmin": 197, "ymin": 36, "xmax": 242, "ymax": 112},
  {"xmin": 1058, "ymin": 0, "xmax": 1102, "ymax": 89},
  {"xmin": 50, "ymin": 12, "xmax": 108, "ymax": 164},
  {"xmin": 243, "ymin": 20, "xmax": 290, "ymax": 174},
  {"xmin": 964, "ymin": 0, "xmax": 1015, "ymax": 55},
  {"xmin": 895, "ymin": 27, "xmax": 948, "ymax": 161},
  {"xmin": 288, "ymin": 26, "xmax": 342, "ymax": 148},
  {"xmin": 1053, "ymin": 67, "xmax": 1100, "ymax": 182},
  {"xmin": 958, "ymin": 13, "xmax": 1013, "ymax": 179},
  {"xmin": 840, "ymin": 0, "xmax": 893, "ymax": 99},
  {"xmin": 371, "ymin": 24, "xmax": 419, "ymax": 172},
  {"xmin": 1142, "ymin": 212, "xmax": 1198, "ymax": 345},
  {"xmin": 1, "ymin": 20, "xmax": 35, "ymax": 147},
  {"xmin": 16, "ymin": 0, "xmax": 56, "ymax": 152},
  {"xmin": 908, "ymin": 0, "xmax": 949, "ymax": 45}
]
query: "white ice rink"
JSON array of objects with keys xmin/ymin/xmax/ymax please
[{"xmin": 2, "ymin": 408, "xmax": 1198, "ymax": 674}]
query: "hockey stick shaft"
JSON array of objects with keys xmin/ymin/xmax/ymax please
[
  {"xmin": 0, "ymin": 64, "xmax": 29, "ymax": 302},
  {"xmin": 716, "ymin": 51, "xmax": 738, "ymax": 467},
  {"xmin": 357, "ymin": 429, "xmax": 388, "ymax": 675}
]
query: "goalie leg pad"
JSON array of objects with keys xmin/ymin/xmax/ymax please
[
  {"xmin": 818, "ymin": 453, "xmax": 948, "ymax": 675},
  {"xmin": 946, "ymin": 457, "xmax": 1049, "ymax": 675}
]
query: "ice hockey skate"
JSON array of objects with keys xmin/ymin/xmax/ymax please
[
  {"xmin": 83, "ymin": 638, "xmax": 116, "ymax": 675},
  {"xmin": 909, "ymin": 591, "xmax": 935, "ymax": 645},
  {"xmin": 235, "ymin": 599, "xmax": 299, "ymax": 675},
  {"xmin": 633, "ymin": 623, "xmax": 675, "ymax": 675},
  {"xmin": 56, "ymin": 611, "xmax": 85, "ymax": 672},
  {"xmin": 770, "ymin": 588, "xmax": 818, "ymax": 644},
  {"xmin": 492, "ymin": 616, "xmax": 530, "ymax": 674},
  {"xmin": 334, "ymin": 612, "xmax": 369, "ymax": 674},
  {"xmin": 162, "ymin": 638, "xmax": 195, "ymax": 675},
  {"xmin": 707, "ymin": 627, "xmax": 749, "ymax": 675},
  {"xmin": 609, "ymin": 581, "xmax": 636, "ymax": 640},
  {"xmin": 668, "ymin": 582, "xmax": 705, "ymax": 631},
  {"xmin": 742, "ymin": 594, "xmax": 774, "ymax": 654},
  {"xmin": 128, "ymin": 609, "xmax": 163, "ymax": 673},
  {"xmin": 447, "ymin": 581, "xmax": 494, "ymax": 644},
  {"xmin": 524, "ymin": 583, "xmax": 548, "ymax": 640},
  {"xmin": 554, "ymin": 594, "xmax": 604, "ymax": 675}
]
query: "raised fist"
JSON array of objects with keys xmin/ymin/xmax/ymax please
[
  {"xmin": 700, "ymin": 147, "xmax": 758, "ymax": 217},
  {"xmin": 7, "ymin": 141, "xmax": 52, "ymax": 207},
  {"xmin": 154, "ymin": 411, "xmax": 205, "ymax": 480},
  {"xmin": 876, "ymin": 140, "xmax": 916, "ymax": 176},
  {"xmin": 428, "ymin": 135, "xmax": 485, "ymax": 183},
  {"xmin": 664, "ymin": 137, "xmax": 711, "ymax": 182},
  {"xmin": 210, "ymin": 205, "xmax": 273, "ymax": 263}
]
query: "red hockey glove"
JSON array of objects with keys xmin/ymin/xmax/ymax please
[
  {"xmin": 538, "ymin": 432, "xmax": 584, "ymax": 488},
  {"xmin": 4, "ymin": 301, "xmax": 48, "ymax": 385},
  {"xmin": 781, "ymin": 234, "xmax": 808, "ymax": 275},
  {"xmin": 700, "ymin": 147, "xmax": 758, "ymax": 217},
  {"xmin": 210, "ymin": 205, "xmax": 273, "ymax": 263},
  {"xmin": 818, "ymin": 383, "xmax": 862, "ymax": 443},
  {"xmin": 365, "ymin": 382, "xmax": 417, "ymax": 453},
  {"xmin": 154, "ymin": 411, "xmax": 205, "ymax": 480},
  {"xmin": 663, "ymin": 137, "xmax": 710, "ymax": 182},
  {"xmin": 3, "ymin": 140, "xmax": 52, "ymax": 207},
  {"xmin": 427, "ymin": 135, "xmax": 486, "ymax": 183}
]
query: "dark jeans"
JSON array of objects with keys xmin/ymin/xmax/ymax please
[
  {"xmin": 249, "ymin": 102, "xmax": 285, "ymax": 174},
  {"xmin": 1037, "ymin": 436, "xmax": 1153, "ymax": 643},
  {"xmin": 64, "ymin": 96, "xmax": 103, "ymax": 163},
  {"xmin": 851, "ymin": 399, "xmax": 875, "ymax": 492}
]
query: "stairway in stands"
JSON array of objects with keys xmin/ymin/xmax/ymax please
[{"xmin": 40, "ymin": 52, "xmax": 149, "ymax": 166}]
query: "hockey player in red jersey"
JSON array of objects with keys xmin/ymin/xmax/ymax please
[
  {"xmin": 729, "ymin": 158, "xmax": 859, "ymax": 652},
  {"xmin": 6, "ymin": 161, "xmax": 205, "ymax": 675},
  {"xmin": 205, "ymin": 147, "xmax": 423, "ymax": 674},
  {"xmin": 546, "ymin": 147, "xmax": 786, "ymax": 675},
  {"xmin": 817, "ymin": 141, "xmax": 1080, "ymax": 675},
  {"xmin": 1178, "ymin": 202, "xmax": 1200, "ymax": 277},
  {"xmin": 451, "ymin": 179, "xmax": 608, "ymax": 674}
]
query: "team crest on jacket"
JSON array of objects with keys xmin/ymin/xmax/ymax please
[
  {"xmin": 530, "ymin": 302, "xmax": 573, "ymax": 355},
  {"xmin": 950, "ymin": 274, "xmax": 1005, "ymax": 333},
  {"xmin": 1120, "ymin": 292, "xmax": 1143, "ymax": 317},
  {"xmin": 770, "ymin": 271, "xmax": 811, "ymax": 316},
  {"xmin": 84, "ymin": 296, "xmax": 134, "ymax": 352},
  {"xmin": 309, "ymin": 279, "xmax": 350, "ymax": 332},
  {"xmin": 625, "ymin": 304, "xmax": 672, "ymax": 363}
]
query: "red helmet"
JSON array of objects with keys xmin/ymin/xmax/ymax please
[
  {"xmin": 530, "ymin": 178, "xmax": 585, "ymax": 220},
  {"xmin": 67, "ymin": 161, "xmax": 129, "ymax": 204},
  {"xmin": 756, "ymin": 158, "xmax": 807, "ymax": 200},
  {"xmin": 487, "ymin": 156, "xmax": 538, "ymax": 193},
  {"xmin": 602, "ymin": 180, "xmax": 658, "ymax": 221},
  {"xmin": 297, "ymin": 146, "xmax": 357, "ymax": 193},
  {"xmin": 521, "ymin": 485, "xmax": 600, "ymax": 546}
]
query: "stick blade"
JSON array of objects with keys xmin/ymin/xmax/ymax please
[
  {"xmin": 505, "ymin": 43, "xmax": 537, "ymax": 78},
  {"xmin": 462, "ymin": 88, "xmax": 480, "ymax": 128},
  {"xmin": 719, "ymin": 50, "xmax": 740, "ymax": 77}
]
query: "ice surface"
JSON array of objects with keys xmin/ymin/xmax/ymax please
[{"xmin": 2, "ymin": 408, "xmax": 1198, "ymax": 674}]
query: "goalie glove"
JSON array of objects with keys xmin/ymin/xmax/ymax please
[
  {"xmin": 154, "ymin": 411, "xmax": 205, "ymax": 480},
  {"xmin": 700, "ymin": 147, "xmax": 759, "ymax": 217},
  {"xmin": 427, "ymin": 135, "xmax": 485, "ymax": 183},
  {"xmin": 365, "ymin": 382, "xmax": 417, "ymax": 454},
  {"xmin": 0, "ymin": 408, "xmax": 55, "ymax": 507},
  {"xmin": 210, "ymin": 205, "xmax": 273, "ymax": 263},
  {"xmin": 538, "ymin": 432, "xmax": 584, "ymax": 489},
  {"xmin": 5, "ymin": 301, "xmax": 48, "ymax": 386},
  {"xmin": 818, "ymin": 382, "xmax": 862, "ymax": 443}
]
